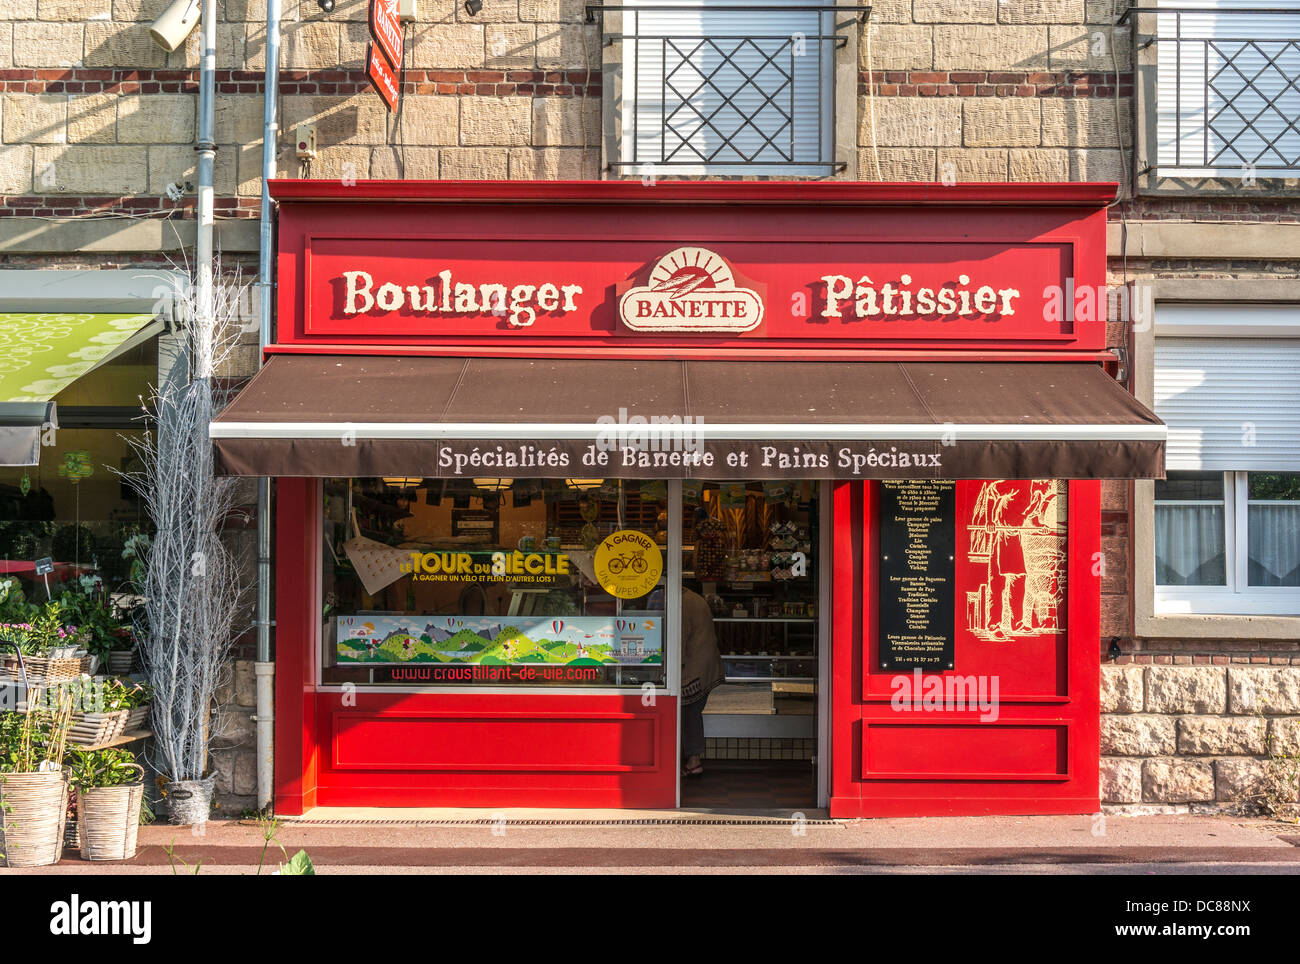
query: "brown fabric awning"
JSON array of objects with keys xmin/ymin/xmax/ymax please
[{"xmin": 210, "ymin": 356, "xmax": 1165, "ymax": 480}]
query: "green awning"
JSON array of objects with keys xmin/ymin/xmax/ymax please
[{"xmin": 0, "ymin": 312, "xmax": 161, "ymax": 465}]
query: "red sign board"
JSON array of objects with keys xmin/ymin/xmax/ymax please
[
  {"xmin": 368, "ymin": 0, "xmax": 402, "ymax": 72},
  {"xmin": 366, "ymin": 43, "xmax": 400, "ymax": 113},
  {"xmin": 270, "ymin": 182, "xmax": 1113, "ymax": 354},
  {"xmin": 297, "ymin": 236, "xmax": 1084, "ymax": 344}
]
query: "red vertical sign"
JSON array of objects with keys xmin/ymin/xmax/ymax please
[
  {"xmin": 367, "ymin": 43, "xmax": 400, "ymax": 113},
  {"xmin": 366, "ymin": 0, "xmax": 402, "ymax": 113},
  {"xmin": 368, "ymin": 0, "xmax": 402, "ymax": 72}
]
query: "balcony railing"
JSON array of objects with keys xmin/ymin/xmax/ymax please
[
  {"xmin": 1125, "ymin": 6, "xmax": 1300, "ymax": 178},
  {"xmin": 587, "ymin": 4, "xmax": 868, "ymax": 176}
]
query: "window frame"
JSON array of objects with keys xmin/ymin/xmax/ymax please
[
  {"xmin": 605, "ymin": 0, "xmax": 850, "ymax": 179},
  {"xmin": 1155, "ymin": 469, "xmax": 1300, "ymax": 613},
  {"xmin": 312, "ymin": 478, "xmax": 685, "ymax": 697},
  {"xmin": 1137, "ymin": 300, "xmax": 1300, "ymax": 626},
  {"xmin": 1131, "ymin": 3, "xmax": 1300, "ymax": 196}
]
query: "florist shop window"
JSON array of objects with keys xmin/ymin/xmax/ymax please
[{"xmin": 0, "ymin": 342, "xmax": 156, "ymax": 593}]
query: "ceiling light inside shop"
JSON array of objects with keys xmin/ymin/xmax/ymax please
[
  {"xmin": 472, "ymin": 478, "xmax": 514, "ymax": 491},
  {"xmin": 382, "ymin": 477, "xmax": 422, "ymax": 487},
  {"xmin": 565, "ymin": 479, "xmax": 604, "ymax": 490}
]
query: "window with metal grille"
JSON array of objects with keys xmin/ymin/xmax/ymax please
[
  {"xmin": 1152, "ymin": 1, "xmax": 1300, "ymax": 177},
  {"xmin": 613, "ymin": 1, "xmax": 842, "ymax": 176}
]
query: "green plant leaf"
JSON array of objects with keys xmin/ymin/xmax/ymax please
[{"xmin": 279, "ymin": 849, "xmax": 316, "ymax": 876}]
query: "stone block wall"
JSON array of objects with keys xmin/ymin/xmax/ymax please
[
  {"xmin": 211, "ymin": 657, "xmax": 259, "ymax": 815},
  {"xmin": 0, "ymin": 0, "xmax": 603, "ymax": 218},
  {"xmin": 1, "ymin": 0, "xmax": 205, "ymax": 215},
  {"xmin": 1101, "ymin": 664, "xmax": 1300, "ymax": 813},
  {"xmin": 7, "ymin": 2, "xmax": 1299, "ymax": 213},
  {"xmin": 859, "ymin": 0, "xmax": 1132, "ymax": 183}
]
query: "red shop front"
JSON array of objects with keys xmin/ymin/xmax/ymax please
[{"xmin": 211, "ymin": 181, "xmax": 1165, "ymax": 817}]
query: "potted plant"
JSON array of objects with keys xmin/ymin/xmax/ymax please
[
  {"xmin": 116, "ymin": 678, "xmax": 154, "ymax": 733},
  {"xmin": 0, "ymin": 698, "xmax": 73, "ymax": 868},
  {"xmin": 63, "ymin": 677, "xmax": 135, "ymax": 748},
  {"xmin": 54, "ymin": 577, "xmax": 135, "ymax": 675},
  {"xmin": 0, "ymin": 603, "xmax": 94, "ymax": 685},
  {"xmin": 66, "ymin": 746, "xmax": 145, "ymax": 861}
]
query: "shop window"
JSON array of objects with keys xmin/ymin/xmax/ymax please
[
  {"xmin": 610, "ymin": 0, "xmax": 841, "ymax": 177},
  {"xmin": 1152, "ymin": 312, "xmax": 1300, "ymax": 614},
  {"xmin": 320, "ymin": 478, "xmax": 669, "ymax": 688},
  {"xmin": 0, "ymin": 341, "xmax": 156, "ymax": 594},
  {"xmin": 1146, "ymin": 2, "xmax": 1300, "ymax": 182}
]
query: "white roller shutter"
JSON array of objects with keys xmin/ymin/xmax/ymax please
[
  {"xmin": 1154, "ymin": 336, "xmax": 1300, "ymax": 471},
  {"xmin": 622, "ymin": 0, "xmax": 832, "ymax": 174},
  {"xmin": 1155, "ymin": 0, "xmax": 1300, "ymax": 176}
]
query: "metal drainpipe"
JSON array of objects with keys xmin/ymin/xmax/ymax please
[
  {"xmin": 254, "ymin": 0, "xmax": 282, "ymax": 813},
  {"xmin": 195, "ymin": 0, "xmax": 215, "ymax": 344}
]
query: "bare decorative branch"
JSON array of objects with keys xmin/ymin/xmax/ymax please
[{"xmin": 119, "ymin": 262, "xmax": 248, "ymax": 784}]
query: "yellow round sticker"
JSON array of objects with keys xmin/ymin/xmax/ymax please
[{"xmin": 594, "ymin": 529, "xmax": 663, "ymax": 599}]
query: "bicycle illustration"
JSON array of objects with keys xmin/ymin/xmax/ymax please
[{"xmin": 606, "ymin": 551, "xmax": 649, "ymax": 575}]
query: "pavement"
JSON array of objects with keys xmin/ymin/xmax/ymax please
[{"xmin": 10, "ymin": 810, "xmax": 1300, "ymax": 874}]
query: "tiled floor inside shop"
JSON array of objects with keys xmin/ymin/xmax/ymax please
[{"xmin": 679, "ymin": 760, "xmax": 817, "ymax": 810}]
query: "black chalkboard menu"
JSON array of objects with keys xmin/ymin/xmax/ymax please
[{"xmin": 879, "ymin": 480, "xmax": 956, "ymax": 670}]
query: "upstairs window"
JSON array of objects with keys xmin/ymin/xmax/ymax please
[
  {"xmin": 615, "ymin": 0, "xmax": 840, "ymax": 177},
  {"xmin": 1153, "ymin": 1, "xmax": 1300, "ymax": 178}
]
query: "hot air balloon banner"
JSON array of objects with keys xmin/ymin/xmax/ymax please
[{"xmin": 334, "ymin": 613, "xmax": 662, "ymax": 668}]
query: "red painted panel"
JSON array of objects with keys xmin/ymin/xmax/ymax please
[
  {"xmin": 831, "ymin": 479, "xmax": 1101, "ymax": 818},
  {"xmin": 332, "ymin": 710, "xmax": 660, "ymax": 771},
  {"xmin": 300, "ymin": 235, "xmax": 1077, "ymax": 344},
  {"xmin": 273, "ymin": 477, "xmax": 321, "ymax": 816},
  {"xmin": 305, "ymin": 692, "xmax": 678, "ymax": 809},
  {"xmin": 270, "ymin": 477, "xmax": 680, "ymax": 811},
  {"xmin": 862, "ymin": 720, "xmax": 1068, "ymax": 780},
  {"xmin": 830, "ymin": 481, "xmax": 864, "ymax": 811}
]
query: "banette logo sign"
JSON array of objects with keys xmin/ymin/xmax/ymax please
[{"xmin": 618, "ymin": 247, "xmax": 764, "ymax": 333}]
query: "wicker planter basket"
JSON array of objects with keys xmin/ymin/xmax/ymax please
[
  {"xmin": 165, "ymin": 773, "xmax": 216, "ymax": 826},
  {"xmin": 0, "ymin": 770, "xmax": 69, "ymax": 867},
  {"xmin": 67, "ymin": 710, "xmax": 130, "ymax": 748},
  {"xmin": 77, "ymin": 765, "xmax": 145, "ymax": 861},
  {"xmin": 125, "ymin": 704, "xmax": 151, "ymax": 732},
  {"xmin": 1, "ymin": 653, "xmax": 94, "ymax": 685}
]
